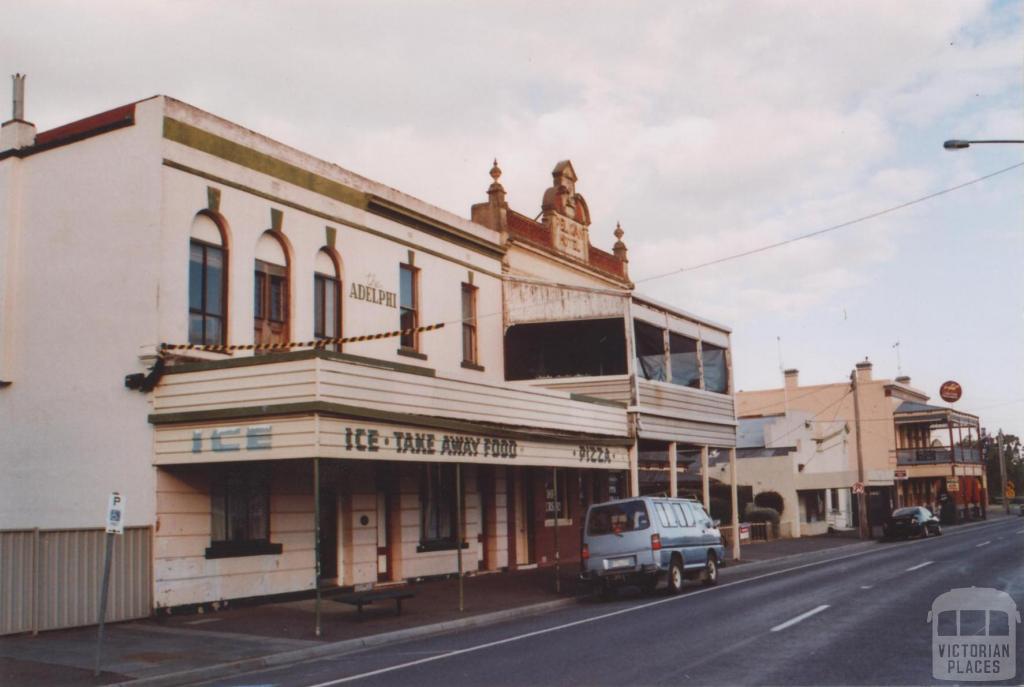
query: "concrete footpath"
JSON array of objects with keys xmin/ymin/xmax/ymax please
[{"xmin": 1, "ymin": 513, "xmax": 1013, "ymax": 687}]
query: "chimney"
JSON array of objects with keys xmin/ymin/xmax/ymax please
[
  {"xmin": 1, "ymin": 74, "xmax": 36, "ymax": 150},
  {"xmin": 784, "ymin": 368, "xmax": 799, "ymax": 390},
  {"xmin": 855, "ymin": 358, "xmax": 873, "ymax": 383},
  {"xmin": 895, "ymin": 375, "xmax": 911, "ymax": 385}
]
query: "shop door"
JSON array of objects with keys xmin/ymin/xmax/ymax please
[
  {"xmin": 514, "ymin": 470, "xmax": 535, "ymax": 566},
  {"xmin": 318, "ymin": 488, "xmax": 338, "ymax": 581}
]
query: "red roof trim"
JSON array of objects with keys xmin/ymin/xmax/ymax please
[{"xmin": 34, "ymin": 103, "xmax": 136, "ymax": 146}]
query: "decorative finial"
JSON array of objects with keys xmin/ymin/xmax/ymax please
[
  {"xmin": 613, "ymin": 221, "xmax": 624, "ymax": 241},
  {"xmin": 489, "ymin": 158, "xmax": 502, "ymax": 183}
]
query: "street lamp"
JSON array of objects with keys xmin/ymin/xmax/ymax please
[{"xmin": 944, "ymin": 139, "xmax": 1024, "ymax": 150}]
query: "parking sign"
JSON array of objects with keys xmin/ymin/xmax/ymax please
[{"xmin": 105, "ymin": 492, "xmax": 124, "ymax": 535}]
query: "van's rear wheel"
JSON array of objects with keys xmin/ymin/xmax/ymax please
[
  {"xmin": 667, "ymin": 558, "xmax": 685, "ymax": 595},
  {"xmin": 702, "ymin": 554, "xmax": 719, "ymax": 587}
]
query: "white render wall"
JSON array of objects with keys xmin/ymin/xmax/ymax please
[
  {"xmin": 0, "ymin": 97, "xmax": 166, "ymax": 529},
  {"xmin": 157, "ymin": 110, "xmax": 505, "ymax": 383},
  {"xmin": 1, "ymin": 93, "xmax": 509, "ymax": 534}
]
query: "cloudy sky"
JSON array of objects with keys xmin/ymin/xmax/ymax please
[{"xmin": 3, "ymin": 0, "xmax": 1022, "ymax": 434}]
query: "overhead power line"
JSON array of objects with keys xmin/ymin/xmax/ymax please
[{"xmin": 635, "ymin": 161, "xmax": 1024, "ymax": 285}]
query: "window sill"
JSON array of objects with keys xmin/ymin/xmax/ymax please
[
  {"xmin": 416, "ymin": 540, "xmax": 470, "ymax": 553},
  {"xmin": 397, "ymin": 347, "xmax": 427, "ymax": 361},
  {"xmin": 205, "ymin": 541, "xmax": 283, "ymax": 559},
  {"xmin": 460, "ymin": 361, "xmax": 485, "ymax": 372}
]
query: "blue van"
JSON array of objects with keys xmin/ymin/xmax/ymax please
[{"xmin": 580, "ymin": 496, "xmax": 725, "ymax": 595}]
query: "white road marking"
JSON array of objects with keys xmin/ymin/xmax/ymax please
[
  {"xmin": 770, "ymin": 605, "xmax": 830, "ymax": 633},
  {"xmin": 860, "ymin": 585, "xmax": 873, "ymax": 589},
  {"xmin": 905, "ymin": 561, "xmax": 933, "ymax": 571},
  {"xmin": 1016, "ymin": 528, "xmax": 1024, "ymax": 534},
  {"xmin": 976, "ymin": 541, "xmax": 991, "ymax": 547},
  {"xmin": 301, "ymin": 518, "xmax": 1020, "ymax": 686}
]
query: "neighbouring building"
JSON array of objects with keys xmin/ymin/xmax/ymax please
[
  {"xmin": 712, "ymin": 410, "xmax": 855, "ymax": 538},
  {"xmin": 736, "ymin": 364, "xmax": 987, "ymax": 538},
  {"xmin": 470, "ymin": 159, "xmax": 740, "ymax": 562},
  {"xmin": 0, "ymin": 79, "xmax": 737, "ymax": 634}
]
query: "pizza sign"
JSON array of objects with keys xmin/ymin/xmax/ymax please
[{"xmin": 939, "ymin": 380, "xmax": 962, "ymax": 403}]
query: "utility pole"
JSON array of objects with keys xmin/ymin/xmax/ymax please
[
  {"xmin": 851, "ymin": 369, "xmax": 869, "ymax": 539},
  {"xmin": 997, "ymin": 429, "xmax": 1010, "ymax": 515}
]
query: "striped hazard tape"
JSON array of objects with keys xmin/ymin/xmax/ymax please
[{"xmin": 160, "ymin": 322, "xmax": 445, "ymax": 355}]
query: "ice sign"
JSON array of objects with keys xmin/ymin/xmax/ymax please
[{"xmin": 106, "ymin": 492, "xmax": 124, "ymax": 535}]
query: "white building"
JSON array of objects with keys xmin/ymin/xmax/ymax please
[
  {"xmin": 0, "ymin": 79, "xmax": 736, "ymax": 633},
  {"xmin": 714, "ymin": 411, "xmax": 855, "ymax": 537}
]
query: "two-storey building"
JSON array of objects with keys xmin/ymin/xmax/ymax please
[
  {"xmin": 736, "ymin": 364, "xmax": 987, "ymax": 537},
  {"xmin": 0, "ymin": 82, "xmax": 737, "ymax": 634},
  {"xmin": 1, "ymin": 90, "xmax": 636, "ymax": 633},
  {"xmin": 470, "ymin": 160, "xmax": 740, "ymax": 563}
]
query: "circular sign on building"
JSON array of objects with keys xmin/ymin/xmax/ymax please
[{"xmin": 939, "ymin": 380, "xmax": 962, "ymax": 403}]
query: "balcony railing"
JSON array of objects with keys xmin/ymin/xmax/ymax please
[{"xmin": 895, "ymin": 447, "xmax": 982, "ymax": 465}]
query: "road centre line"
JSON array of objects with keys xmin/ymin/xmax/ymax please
[
  {"xmin": 770, "ymin": 605, "xmax": 830, "ymax": 632},
  {"xmin": 302, "ymin": 519, "xmax": 1016, "ymax": 687},
  {"xmin": 976, "ymin": 541, "xmax": 991, "ymax": 547},
  {"xmin": 905, "ymin": 561, "xmax": 933, "ymax": 571}
]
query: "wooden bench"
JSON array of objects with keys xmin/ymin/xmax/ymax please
[{"xmin": 332, "ymin": 588, "xmax": 416, "ymax": 617}]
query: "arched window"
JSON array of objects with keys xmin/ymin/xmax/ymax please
[
  {"xmin": 254, "ymin": 232, "xmax": 289, "ymax": 348},
  {"xmin": 189, "ymin": 213, "xmax": 227, "ymax": 345},
  {"xmin": 313, "ymin": 249, "xmax": 341, "ymax": 348}
]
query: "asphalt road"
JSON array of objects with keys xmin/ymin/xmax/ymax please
[{"xmin": 204, "ymin": 517, "xmax": 1024, "ymax": 687}]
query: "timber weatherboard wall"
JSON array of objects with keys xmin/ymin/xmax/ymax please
[
  {"xmin": 526, "ymin": 376, "xmax": 632, "ymax": 406},
  {"xmin": 636, "ymin": 380, "xmax": 736, "ymax": 428},
  {"xmin": 151, "ymin": 355, "xmax": 629, "ymax": 438}
]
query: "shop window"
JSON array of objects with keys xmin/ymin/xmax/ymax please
[
  {"xmin": 206, "ymin": 469, "xmax": 281, "ymax": 559},
  {"xmin": 545, "ymin": 469, "xmax": 571, "ymax": 525},
  {"xmin": 314, "ymin": 249, "xmax": 341, "ymax": 348},
  {"xmin": 461, "ymin": 283, "xmax": 479, "ymax": 367},
  {"xmin": 634, "ymin": 320, "xmax": 666, "ymax": 382},
  {"xmin": 702, "ymin": 342, "xmax": 729, "ymax": 393},
  {"xmin": 188, "ymin": 213, "xmax": 227, "ymax": 346},
  {"xmin": 669, "ymin": 332, "xmax": 700, "ymax": 388},
  {"xmin": 399, "ymin": 263, "xmax": 419, "ymax": 351},
  {"xmin": 419, "ymin": 464, "xmax": 460, "ymax": 551},
  {"xmin": 254, "ymin": 232, "xmax": 289, "ymax": 349}
]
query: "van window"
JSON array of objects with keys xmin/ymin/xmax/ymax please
[
  {"xmin": 587, "ymin": 501, "xmax": 651, "ymax": 535},
  {"xmin": 655, "ymin": 503, "xmax": 671, "ymax": 527},
  {"xmin": 692, "ymin": 504, "xmax": 713, "ymax": 528},
  {"xmin": 672, "ymin": 503, "xmax": 692, "ymax": 526}
]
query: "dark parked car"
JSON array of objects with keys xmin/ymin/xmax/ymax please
[{"xmin": 883, "ymin": 506, "xmax": 942, "ymax": 540}]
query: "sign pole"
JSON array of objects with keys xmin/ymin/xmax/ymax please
[
  {"xmin": 94, "ymin": 532, "xmax": 114, "ymax": 677},
  {"xmin": 313, "ymin": 458, "xmax": 322, "ymax": 637},
  {"xmin": 95, "ymin": 491, "xmax": 123, "ymax": 677},
  {"xmin": 456, "ymin": 463, "xmax": 463, "ymax": 612},
  {"xmin": 553, "ymin": 467, "xmax": 560, "ymax": 594}
]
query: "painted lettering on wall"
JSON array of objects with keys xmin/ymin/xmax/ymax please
[
  {"xmin": 191, "ymin": 425, "xmax": 272, "ymax": 453},
  {"xmin": 349, "ymin": 274, "xmax": 396, "ymax": 308},
  {"xmin": 342, "ymin": 425, "xmax": 517, "ymax": 459},
  {"xmin": 575, "ymin": 445, "xmax": 613, "ymax": 464}
]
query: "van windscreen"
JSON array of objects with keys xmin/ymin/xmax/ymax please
[{"xmin": 587, "ymin": 501, "xmax": 650, "ymax": 535}]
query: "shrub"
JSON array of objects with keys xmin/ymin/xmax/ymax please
[
  {"xmin": 744, "ymin": 504, "xmax": 781, "ymax": 526},
  {"xmin": 754, "ymin": 490, "xmax": 785, "ymax": 516}
]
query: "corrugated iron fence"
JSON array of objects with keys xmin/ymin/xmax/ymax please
[{"xmin": 1, "ymin": 527, "xmax": 151, "ymax": 635}]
